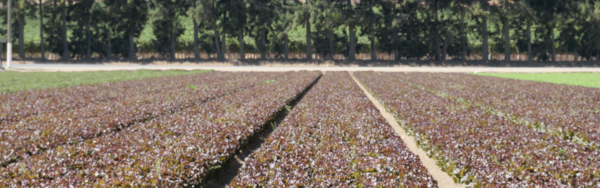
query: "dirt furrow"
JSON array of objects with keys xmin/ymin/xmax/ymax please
[{"xmin": 350, "ymin": 72, "xmax": 464, "ymax": 188}]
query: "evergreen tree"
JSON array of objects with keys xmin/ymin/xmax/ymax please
[
  {"xmin": 269, "ymin": 0, "xmax": 296, "ymax": 59},
  {"xmin": 530, "ymin": 0, "xmax": 567, "ymax": 62},
  {"xmin": 105, "ymin": 0, "xmax": 148, "ymax": 60},
  {"xmin": 357, "ymin": 0, "xmax": 382, "ymax": 60},
  {"xmin": 470, "ymin": 0, "xmax": 491, "ymax": 61},
  {"xmin": 38, "ymin": 0, "xmax": 67, "ymax": 59},
  {"xmin": 192, "ymin": 0, "xmax": 224, "ymax": 60},
  {"xmin": 151, "ymin": 0, "xmax": 185, "ymax": 60},
  {"xmin": 38, "ymin": 0, "xmax": 45, "ymax": 60},
  {"xmin": 221, "ymin": 0, "xmax": 249, "ymax": 60},
  {"xmin": 512, "ymin": 0, "xmax": 536, "ymax": 61},
  {"xmin": 69, "ymin": 0, "xmax": 95, "ymax": 60},
  {"xmin": 4, "ymin": 0, "xmax": 37, "ymax": 59},
  {"xmin": 248, "ymin": 0, "xmax": 278, "ymax": 60}
]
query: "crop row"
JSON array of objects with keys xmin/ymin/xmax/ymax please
[
  {"xmin": 1, "ymin": 72, "xmax": 218, "ymax": 125},
  {"xmin": 0, "ymin": 72, "xmax": 284, "ymax": 166},
  {"xmin": 354, "ymin": 72, "xmax": 600, "ymax": 187},
  {"xmin": 231, "ymin": 72, "xmax": 437, "ymax": 187},
  {"xmin": 1, "ymin": 72, "xmax": 257, "ymax": 127},
  {"xmin": 390, "ymin": 72, "xmax": 600, "ymax": 148},
  {"xmin": 0, "ymin": 71, "xmax": 321, "ymax": 187}
]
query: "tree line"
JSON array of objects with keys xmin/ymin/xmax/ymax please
[{"xmin": 1, "ymin": 0, "xmax": 599, "ymax": 62}]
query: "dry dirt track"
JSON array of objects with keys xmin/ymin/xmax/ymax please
[
  {"xmin": 3, "ymin": 63, "xmax": 600, "ymax": 72},
  {"xmin": 351, "ymin": 73, "xmax": 465, "ymax": 188}
]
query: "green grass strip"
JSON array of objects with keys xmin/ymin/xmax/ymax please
[
  {"xmin": 474, "ymin": 73, "xmax": 600, "ymax": 89},
  {"xmin": 0, "ymin": 69, "xmax": 213, "ymax": 94}
]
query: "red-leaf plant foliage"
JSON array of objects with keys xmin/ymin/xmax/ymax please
[
  {"xmin": 0, "ymin": 71, "xmax": 321, "ymax": 187},
  {"xmin": 355, "ymin": 71, "xmax": 600, "ymax": 187},
  {"xmin": 390, "ymin": 72, "xmax": 600, "ymax": 148},
  {"xmin": 230, "ymin": 72, "xmax": 437, "ymax": 187},
  {"xmin": 1, "ymin": 72, "xmax": 222, "ymax": 125},
  {"xmin": 0, "ymin": 72, "xmax": 285, "ymax": 166}
]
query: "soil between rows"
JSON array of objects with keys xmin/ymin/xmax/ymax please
[{"xmin": 201, "ymin": 74, "xmax": 322, "ymax": 187}]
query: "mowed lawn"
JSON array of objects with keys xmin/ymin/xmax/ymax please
[
  {"xmin": 0, "ymin": 69, "xmax": 212, "ymax": 94},
  {"xmin": 475, "ymin": 72, "xmax": 600, "ymax": 89}
]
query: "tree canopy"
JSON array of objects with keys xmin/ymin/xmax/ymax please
[{"xmin": 1, "ymin": 0, "xmax": 599, "ymax": 62}]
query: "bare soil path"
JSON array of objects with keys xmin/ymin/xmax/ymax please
[
  {"xmin": 4, "ymin": 63, "xmax": 600, "ymax": 72},
  {"xmin": 350, "ymin": 73, "xmax": 465, "ymax": 188}
]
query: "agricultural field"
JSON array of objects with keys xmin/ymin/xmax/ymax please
[
  {"xmin": 354, "ymin": 72, "xmax": 600, "ymax": 187},
  {"xmin": 0, "ymin": 69, "xmax": 213, "ymax": 94},
  {"xmin": 232, "ymin": 72, "xmax": 436, "ymax": 187},
  {"xmin": 475, "ymin": 73, "xmax": 600, "ymax": 89},
  {"xmin": 1, "ymin": 70, "xmax": 599, "ymax": 187}
]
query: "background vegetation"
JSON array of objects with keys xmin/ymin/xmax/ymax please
[{"xmin": 0, "ymin": 0, "xmax": 598, "ymax": 61}]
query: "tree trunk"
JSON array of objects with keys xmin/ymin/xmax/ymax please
[
  {"xmin": 574, "ymin": 46, "xmax": 578, "ymax": 61},
  {"xmin": 415, "ymin": 33, "xmax": 421, "ymax": 59},
  {"xmin": 442, "ymin": 33, "xmax": 450, "ymax": 61},
  {"xmin": 61, "ymin": 1, "xmax": 69, "ymax": 60},
  {"xmin": 434, "ymin": 34, "xmax": 441, "ymax": 60},
  {"xmin": 433, "ymin": 0, "xmax": 441, "ymax": 60},
  {"xmin": 306, "ymin": 16, "xmax": 312, "ymax": 60},
  {"xmin": 221, "ymin": 33, "xmax": 226, "ymax": 59},
  {"xmin": 348, "ymin": 23, "xmax": 356, "ymax": 60},
  {"xmin": 283, "ymin": 0, "xmax": 288, "ymax": 60},
  {"xmin": 597, "ymin": 47, "xmax": 600, "ymax": 62},
  {"xmin": 214, "ymin": 26, "xmax": 222, "ymax": 60},
  {"xmin": 347, "ymin": 0, "xmax": 355, "ymax": 60},
  {"xmin": 171, "ymin": 19, "xmax": 177, "ymax": 60},
  {"xmin": 40, "ymin": 0, "xmax": 45, "ymax": 60},
  {"xmin": 106, "ymin": 27, "xmax": 112, "ymax": 60},
  {"xmin": 86, "ymin": 17, "xmax": 91, "ymax": 60},
  {"xmin": 49, "ymin": 0, "xmax": 58, "ymax": 60},
  {"xmin": 550, "ymin": 28, "xmax": 556, "ymax": 62},
  {"xmin": 239, "ymin": 27, "xmax": 244, "ymax": 60},
  {"xmin": 527, "ymin": 19, "xmax": 532, "ymax": 61},
  {"xmin": 260, "ymin": 27, "xmax": 266, "ymax": 60},
  {"xmin": 504, "ymin": 16, "xmax": 510, "ymax": 62},
  {"xmin": 170, "ymin": 35, "xmax": 176, "ymax": 60},
  {"xmin": 193, "ymin": 13, "xmax": 200, "ymax": 60},
  {"xmin": 460, "ymin": 23, "xmax": 466, "ymax": 61},
  {"xmin": 129, "ymin": 34, "xmax": 136, "ymax": 60},
  {"xmin": 284, "ymin": 34, "xmax": 289, "ymax": 60},
  {"xmin": 392, "ymin": 5, "xmax": 399, "ymax": 61},
  {"xmin": 329, "ymin": 25, "xmax": 334, "ymax": 60},
  {"xmin": 18, "ymin": 13, "xmax": 24, "ymax": 59},
  {"xmin": 393, "ymin": 33, "xmax": 400, "ymax": 60},
  {"xmin": 370, "ymin": 21, "xmax": 376, "ymax": 60},
  {"xmin": 482, "ymin": 16, "xmax": 488, "ymax": 61},
  {"xmin": 504, "ymin": 0, "xmax": 510, "ymax": 62}
]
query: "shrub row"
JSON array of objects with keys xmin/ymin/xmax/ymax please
[
  {"xmin": 0, "ymin": 72, "xmax": 284, "ymax": 166},
  {"xmin": 354, "ymin": 72, "xmax": 600, "ymax": 187},
  {"xmin": 390, "ymin": 72, "xmax": 600, "ymax": 148},
  {"xmin": 0, "ymin": 71, "xmax": 321, "ymax": 187},
  {"xmin": 231, "ymin": 72, "xmax": 437, "ymax": 187}
]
